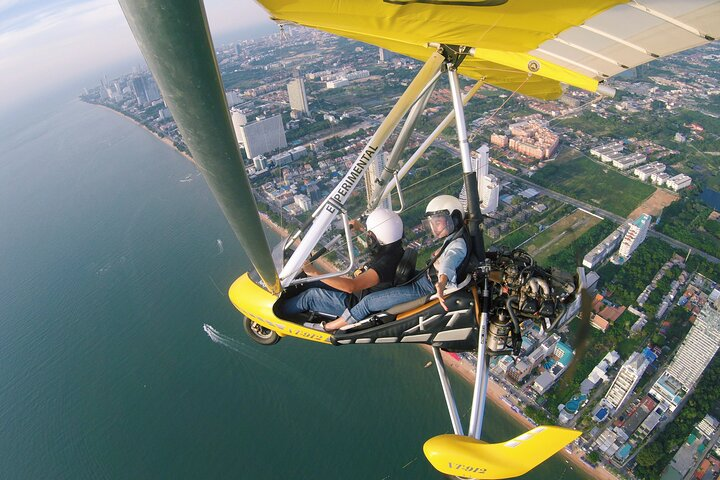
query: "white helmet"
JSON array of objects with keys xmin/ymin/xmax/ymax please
[
  {"xmin": 424, "ymin": 195, "xmax": 464, "ymax": 239},
  {"xmin": 366, "ymin": 208, "xmax": 403, "ymax": 245}
]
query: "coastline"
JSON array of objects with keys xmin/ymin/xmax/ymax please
[
  {"xmin": 95, "ymin": 101, "xmax": 619, "ymax": 480},
  {"xmin": 87, "ymin": 101, "xmax": 197, "ymax": 166}
]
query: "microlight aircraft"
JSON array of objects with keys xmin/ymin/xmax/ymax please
[{"xmin": 118, "ymin": 1, "xmax": 720, "ymax": 477}]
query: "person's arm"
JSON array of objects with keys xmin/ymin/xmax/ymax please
[
  {"xmin": 433, "ymin": 238, "xmax": 467, "ymax": 311},
  {"xmin": 303, "ymin": 262, "xmax": 380, "ymax": 294},
  {"xmin": 435, "ymin": 273, "xmax": 449, "ymax": 311}
]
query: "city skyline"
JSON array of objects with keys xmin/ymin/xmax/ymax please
[{"xmin": 0, "ymin": 0, "xmax": 274, "ymax": 116}]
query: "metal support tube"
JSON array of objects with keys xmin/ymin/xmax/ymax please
[
  {"xmin": 279, "ymin": 51, "xmax": 445, "ymax": 287},
  {"xmin": 448, "ymin": 68, "xmax": 485, "ymax": 260},
  {"xmin": 288, "ymin": 212, "xmax": 355, "ymax": 285},
  {"xmin": 468, "ymin": 274, "xmax": 491, "ymax": 439},
  {"xmin": 432, "ymin": 347, "xmax": 464, "ymax": 436},
  {"xmin": 391, "ymin": 172, "xmax": 405, "ymax": 213},
  {"xmin": 378, "ymin": 81, "xmax": 483, "ymax": 202},
  {"xmin": 369, "ymin": 75, "xmax": 438, "ymax": 210},
  {"xmin": 118, "ymin": 0, "xmax": 280, "ymax": 293},
  {"xmin": 447, "ymin": 68, "xmax": 473, "ymax": 174}
]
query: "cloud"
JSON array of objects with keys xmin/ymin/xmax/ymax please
[{"xmin": 0, "ymin": 0, "xmax": 274, "ymax": 113}]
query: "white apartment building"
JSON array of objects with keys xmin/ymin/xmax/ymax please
[
  {"xmin": 666, "ymin": 303, "xmax": 720, "ymax": 389},
  {"xmin": 253, "ymin": 155, "xmax": 267, "ymax": 171},
  {"xmin": 613, "ymin": 152, "xmax": 647, "ymax": 170},
  {"xmin": 584, "ymin": 225, "xmax": 627, "ymax": 268},
  {"xmin": 652, "ymin": 172, "xmax": 671, "ymax": 185},
  {"xmin": 618, "ymin": 214, "xmax": 651, "ymax": 260},
  {"xmin": 634, "ymin": 162, "xmax": 666, "ymax": 181},
  {"xmin": 238, "ymin": 114, "xmax": 287, "ymax": 159},
  {"xmin": 590, "ymin": 142, "xmax": 624, "ymax": 161},
  {"xmin": 666, "ymin": 174, "xmax": 692, "ymax": 191},
  {"xmin": 294, "ymin": 194, "xmax": 312, "ymax": 212},
  {"xmin": 287, "ymin": 77, "xmax": 310, "ymax": 116},
  {"xmin": 650, "ymin": 302, "xmax": 720, "ymax": 411},
  {"xmin": 604, "ymin": 351, "xmax": 650, "ymax": 411}
]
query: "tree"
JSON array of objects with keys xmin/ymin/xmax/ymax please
[
  {"xmin": 586, "ymin": 451, "xmax": 601, "ymax": 464},
  {"xmin": 636, "ymin": 441, "xmax": 665, "ymax": 467}
]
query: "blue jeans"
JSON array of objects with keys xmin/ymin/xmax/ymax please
[
  {"xmin": 282, "ymin": 287, "xmax": 349, "ymax": 317},
  {"xmin": 343, "ymin": 275, "xmax": 434, "ymax": 324}
]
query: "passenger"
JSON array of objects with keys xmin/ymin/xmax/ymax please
[
  {"xmin": 280, "ymin": 208, "xmax": 404, "ymax": 324},
  {"xmin": 323, "ymin": 195, "xmax": 468, "ymax": 332}
]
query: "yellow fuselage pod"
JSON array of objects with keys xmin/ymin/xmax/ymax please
[
  {"xmin": 229, "ymin": 273, "xmax": 332, "ymax": 345},
  {"xmin": 423, "ymin": 426, "xmax": 581, "ymax": 479}
]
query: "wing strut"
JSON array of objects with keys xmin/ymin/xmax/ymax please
[
  {"xmin": 422, "ymin": 57, "xmax": 579, "ymax": 479},
  {"xmin": 367, "ymin": 74, "xmax": 439, "ymax": 211},
  {"xmin": 119, "ymin": 0, "xmax": 280, "ymax": 293},
  {"xmin": 378, "ymin": 81, "xmax": 483, "ymax": 204},
  {"xmin": 278, "ymin": 50, "xmax": 445, "ymax": 287}
]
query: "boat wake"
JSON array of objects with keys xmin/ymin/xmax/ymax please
[
  {"xmin": 204, "ymin": 323, "xmax": 243, "ymax": 352},
  {"xmin": 202, "ymin": 323, "xmax": 336, "ymax": 402},
  {"xmin": 202, "ymin": 323, "xmax": 289, "ymax": 375}
]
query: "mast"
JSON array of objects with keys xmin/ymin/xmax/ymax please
[{"xmin": 118, "ymin": 0, "xmax": 280, "ymax": 293}]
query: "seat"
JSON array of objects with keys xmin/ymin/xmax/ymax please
[{"xmin": 362, "ymin": 275, "xmax": 473, "ymax": 318}]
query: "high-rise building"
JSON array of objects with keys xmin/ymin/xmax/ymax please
[
  {"xmin": 294, "ymin": 194, "xmax": 312, "ymax": 212},
  {"xmin": 463, "ymin": 145, "xmax": 500, "ymax": 214},
  {"xmin": 618, "ymin": 214, "xmax": 651, "ymax": 260},
  {"xmin": 603, "ymin": 351, "xmax": 650, "ymax": 412},
  {"xmin": 238, "ymin": 115, "xmax": 287, "ymax": 159},
  {"xmin": 130, "ymin": 75, "xmax": 160, "ymax": 106},
  {"xmin": 144, "ymin": 76, "xmax": 161, "ymax": 103},
  {"xmin": 379, "ymin": 47, "xmax": 385, "ymax": 63},
  {"xmin": 130, "ymin": 76, "xmax": 148, "ymax": 105},
  {"xmin": 649, "ymin": 302, "xmax": 720, "ymax": 411},
  {"xmin": 583, "ymin": 225, "xmax": 627, "ymax": 269},
  {"xmin": 231, "ymin": 108, "xmax": 248, "ymax": 143},
  {"xmin": 253, "ymin": 155, "xmax": 267, "ymax": 171},
  {"xmin": 287, "ymin": 77, "xmax": 310, "ymax": 116},
  {"xmin": 666, "ymin": 303, "xmax": 720, "ymax": 388}
]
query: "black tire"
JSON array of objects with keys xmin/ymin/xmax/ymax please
[{"xmin": 243, "ymin": 317, "xmax": 281, "ymax": 345}]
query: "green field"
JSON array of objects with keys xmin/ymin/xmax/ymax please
[
  {"xmin": 527, "ymin": 151, "xmax": 656, "ymax": 217},
  {"xmin": 522, "ymin": 209, "xmax": 602, "ymax": 264},
  {"xmin": 496, "ymin": 225, "xmax": 538, "ymax": 249}
]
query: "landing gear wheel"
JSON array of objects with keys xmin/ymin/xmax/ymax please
[{"xmin": 243, "ymin": 317, "xmax": 280, "ymax": 345}]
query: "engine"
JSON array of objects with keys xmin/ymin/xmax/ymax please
[{"xmin": 481, "ymin": 247, "xmax": 579, "ymax": 356}]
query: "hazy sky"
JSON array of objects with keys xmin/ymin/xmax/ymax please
[{"xmin": 0, "ymin": 0, "xmax": 274, "ymax": 114}]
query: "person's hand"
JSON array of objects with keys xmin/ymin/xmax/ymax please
[
  {"xmin": 436, "ymin": 282, "xmax": 449, "ymax": 311},
  {"xmin": 349, "ymin": 219, "xmax": 362, "ymax": 231}
]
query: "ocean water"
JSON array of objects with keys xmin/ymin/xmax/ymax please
[{"xmin": 0, "ymin": 99, "xmax": 588, "ymax": 479}]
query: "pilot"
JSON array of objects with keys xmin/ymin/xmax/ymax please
[
  {"xmin": 280, "ymin": 208, "xmax": 405, "ymax": 323},
  {"xmin": 322, "ymin": 195, "xmax": 468, "ymax": 332}
]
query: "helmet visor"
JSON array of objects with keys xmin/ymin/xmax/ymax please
[{"xmin": 422, "ymin": 213, "xmax": 452, "ymax": 239}]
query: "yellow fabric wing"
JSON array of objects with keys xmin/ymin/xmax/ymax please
[{"xmin": 256, "ymin": 0, "xmax": 720, "ymax": 99}]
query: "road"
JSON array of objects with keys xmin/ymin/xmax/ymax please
[{"xmin": 435, "ymin": 141, "xmax": 720, "ymax": 264}]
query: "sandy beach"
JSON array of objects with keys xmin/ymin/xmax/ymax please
[{"xmin": 98, "ymin": 102, "xmax": 619, "ymax": 479}]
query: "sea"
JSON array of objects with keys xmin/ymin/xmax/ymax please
[{"xmin": 0, "ymin": 99, "xmax": 589, "ymax": 479}]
